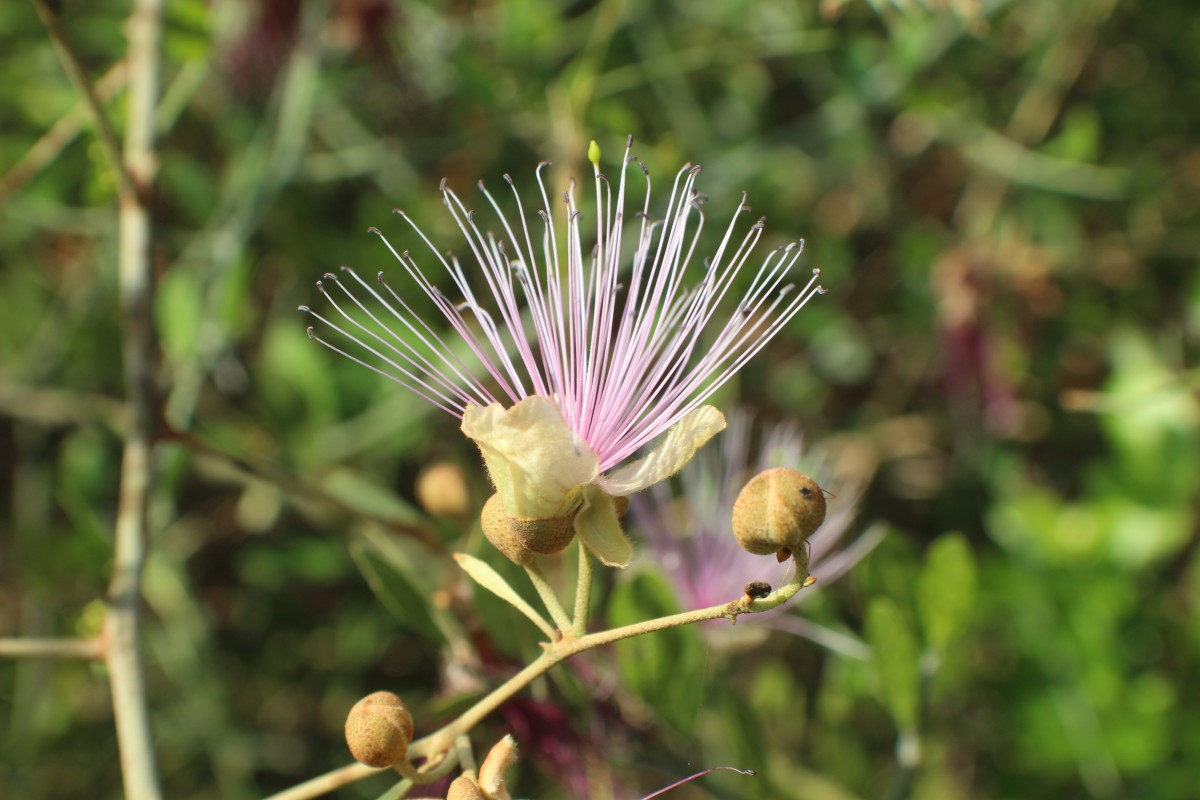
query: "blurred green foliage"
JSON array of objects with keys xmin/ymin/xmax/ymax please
[{"xmin": 2, "ymin": 0, "xmax": 1198, "ymax": 798}]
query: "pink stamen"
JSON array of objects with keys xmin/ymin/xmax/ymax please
[{"xmin": 303, "ymin": 142, "xmax": 824, "ymax": 470}]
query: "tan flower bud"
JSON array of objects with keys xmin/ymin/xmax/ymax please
[
  {"xmin": 416, "ymin": 462, "xmax": 472, "ymax": 518},
  {"xmin": 478, "ymin": 734, "xmax": 519, "ymax": 800},
  {"xmin": 481, "ymin": 493, "xmax": 575, "ymax": 564},
  {"xmin": 481, "ymin": 494, "xmax": 534, "ymax": 565},
  {"xmin": 446, "ymin": 776, "xmax": 487, "ymax": 800},
  {"xmin": 732, "ymin": 468, "xmax": 826, "ymax": 561},
  {"xmin": 344, "ymin": 691, "xmax": 414, "ymax": 768}
]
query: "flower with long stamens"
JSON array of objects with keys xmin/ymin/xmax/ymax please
[{"xmin": 300, "ymin": 137, "xmax": 826, "ymax": 566}]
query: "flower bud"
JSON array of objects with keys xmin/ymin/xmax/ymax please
[
  {"xmin": 480, "ymin": 493, "xmax": 575, "ymax": 564},
  {"xmin": 447, "ymin": 776, "xmax": 487, "ymax": 800},
  {"xmin": 478, "ymin": 734, "xmax": 519, "ymax": 800},
  {"xmin": 344, "ymin": 691, "xmax": 414, "ymax": 768},
  {"xmin": 416, "ymin": 462, "xmax": 472, "ymax": 518},
  {"xmin": 732, "ymin": 468, "xmax": 826, "ymax": 561}
]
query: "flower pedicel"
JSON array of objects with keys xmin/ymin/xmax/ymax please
[{"xmin": 301, "ymin": 137, "xmax": 825, "ymax": 566}]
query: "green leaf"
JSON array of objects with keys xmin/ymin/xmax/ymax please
[
  {"xmin": 349, "ymin": 538, "xmax": 444, "ymax": 644},
  {"xmin": 916, "ymin": 533, "xmax": 977, "ymax": 653},
  {"xmin": 155, "ymin": 266, "xmax": 203, "ymax": 365},
  {"xmin": 322, "ymin": 467, "xmax": 427, "ymax": 528},
  {"xmin": 865, "ymin": 597, "xmax": 920, "ymax": 728},
  {"xmin": 453, "ymin": 553, "xmax": 555, "ymax": 639},
  {"xmin": 607, "ymin": 570, "xmax": 705, "ymax": 734}
]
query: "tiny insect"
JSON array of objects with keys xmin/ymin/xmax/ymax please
[{"xmin": 743, "ymin": 581, "xmax": 772, "ymax": 600}]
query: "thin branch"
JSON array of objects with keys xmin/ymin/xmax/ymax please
[
  {"xmin": 0, "ymin": 379, "xmax": 128, "ymax": 433},
  {"xmin": 264, "ymin": 763, "xmax": 383, "ymax": 800},
  {"xmin": 570, "ymin": 541, "xmax": 593, "ymax": 637},
  {"xmin": 104, "ymin": 0, "xmax": 165, "ymax": 797},
  {"xmin": 31, "ymin": 0, "xmax": 140, "ymax": 202},
  {"xmin": 523, "ymin": 559, "xmax": 573, "ymax": 633},
  {"xmin": 0, "ymin": 637, "xmax": 104, "ymax": 660},
  {"xmin": 415, "ymin": 561, "xmax": 814, "ymax": 757},
  {"xmin": 0, "ymin": 58, "xmax": 127, "ymax": 204},
  {"xmin": 276, "ymin": 559, "xmax": 817, "ymax": 800}
]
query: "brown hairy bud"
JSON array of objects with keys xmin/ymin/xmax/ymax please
[
  {"xmin": 732, "ymin": 468, "xmax": 826, "ymax": 562},
  {"xmin": 344, "ymin": 691, "xmax": 414, "ymax": 767},
  {"xmin": 481, "ymin": 494, "xmax": 535, "ymax": 565},
  {"xmin": 415, "ymin": 462, "xmax": 472, "ymax": 518},
  {"xmin": 446, "ymin": 776, "xmax": 487, "ymax": 800},
  {"xmin": 481, "ymin": 493, "xmax": 575, "ymax": 564}
]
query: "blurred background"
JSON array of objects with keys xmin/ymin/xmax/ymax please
[{"xmin": 2, "ymin": 0, "xmax": 1198, "ymax": 797}]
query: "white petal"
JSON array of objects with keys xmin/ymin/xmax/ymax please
[
  {"xmin": 575, "ymin": 484, "xmax": 633, "ymax": 568},
  {"xmin": 461, "ymin": 397, "xmax": 599, "ymax": 520},
  {"xmin": 594, "ymin": 405, "xmax": 726, "ymax": 496}
]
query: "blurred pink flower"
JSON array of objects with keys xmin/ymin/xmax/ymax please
[{"xmin": 630, "ymin": 411, "xmax": 881, "ymax": 653}]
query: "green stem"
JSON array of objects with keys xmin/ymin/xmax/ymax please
[
  {"xmin": 273, "ymin": 560, "xmax": 814, "ymax": 800},
  {"xmin": 523, "ymin": 559, "xmax": 573, "ymax": 634},
  {"xmin": 412, "ymin": 558, "xmax": 813, "ymax": 758},
  {"xmin": 571, "ymin": 542, "xmax": 593, "ymax": 637}
]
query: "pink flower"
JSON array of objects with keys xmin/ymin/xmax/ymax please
[{"xmin": 302, "ymin": 138, "xmax": 825, "ymax": 565}]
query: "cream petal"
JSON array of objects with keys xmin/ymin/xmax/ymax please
[
  {"xmin": 575, "ymin": 484, "xmax": 633, "ymax": 568},
  {"xmin": 461, "ymin": 397, "xmax": 599, "ymax": 520},
  {"xmin": 593, "ymin": 405, "xmax": 726, "ymax": 497}
]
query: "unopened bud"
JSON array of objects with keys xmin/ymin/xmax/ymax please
[
  {"xmin": 416, "ymin": 462, "xmax": 472, "ymax": 518},
  {"xmin": 478, "ymin": 734, "xmax": 519, "ymax": 800},
  {"xmin": 344, "ymin": 691, "xmax": 414, "ymax": 767},
  {"xmin": 481, "ymin": 493, "xmax": 575, "ymax": 564},
  {"xmin": 447, "ymin": 776, "xmax": 487, "ymax": 800},
  {"xmin": 732, "ymin": 468, "xmax": 826, "ymax": 562}
]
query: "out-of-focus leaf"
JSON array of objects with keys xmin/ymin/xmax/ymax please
[
  {"xmin": 156, "ymin": 266, "xmax": 203, "ymax": 364},
  {"xmin": 916, "ymin": 532, "xmax": 976, "ymax": 653},
  {"xmin": 349, "ymin": 539, "xmax": 444, "ymax": 644},
  {"xmin": 322, "ymin": 466, "xmax": 426, "ymax": 528},
  {"xmin": 608, "ymin": 570, "xmax": 704, "ymax": 735},
  {"xmin": 865, "ymin": 596, "xmax": 920, "ymax": 729}
]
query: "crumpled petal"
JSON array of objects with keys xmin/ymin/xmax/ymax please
[
  {"xmin": 462, "ymin": 397, "xmax": 599, "ymax": 520},
  {"xmin": 593, "ymin": 405, "xmax": 727, "ymax": 496},
  {"xmin": 574, "ymin": 484, "xmax": 633, "ymax": 567}
]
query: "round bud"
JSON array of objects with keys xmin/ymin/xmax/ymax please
[
  {"xmin": 481, "ymin": 494, "xmax": 534, "ymax": 565},
  {"xmin": 415, "ymin": 462, "xmax": 472, "ymax": 518},
  {"xmin": 732, "ymin": 468, "xmax": 826, "ymax": 560},
  {"xmin": 480, "ymin": 493, "xmax": 575, "ymax": 563},
  {"xmin": 344, "ymin": 691, "xmax": 413, "ymax": 768},
  {"xmin": 447, "ymin": 776, "xmax": 487, "ymax": 800}
]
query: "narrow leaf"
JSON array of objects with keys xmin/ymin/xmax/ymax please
[
  {"xmin": 916, "ymin": 532, "xmax": 977, "ymax": 653},
  {"xmin": 865, "ymin": 596, "xmax": 920, "ymax": 728},
  {"xmin": 454, "ymin": 553, "xmax": 556, "ymax": 640}
]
